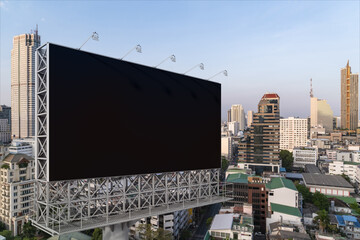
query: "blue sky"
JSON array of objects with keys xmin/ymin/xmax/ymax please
[{"xmin": 0, "ymin": 1, "xmax": 359, "ymax": 120}]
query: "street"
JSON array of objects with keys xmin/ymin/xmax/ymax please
[{"xmin": 189, "ymin": 203, "xmax": 221, "ymax": 240}]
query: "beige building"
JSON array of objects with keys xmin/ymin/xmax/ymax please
[
  {"xmin": 310, "ymin": 97, "xmax": 333, "ymax": 132},
  {"xmin": 230, "ymin": 104, "xmax": 245, "ymax": 130},
  {"xmin": 247, "ymin": 110, "xmax": 253, "ymax": 128},
  {"xmin": 0, "ymin": 154, "xmax": 35, "ymax": 235},
  {"xmin": 11, "ymin": 31, "xmax": 41, "ymax": 138},
  {"xmin": 280, "ymin": 117, "xmax": 307, "ymax": 152},
  {"xmin": 341, "ymin": 61, "xmax": 359, "ymax": 131}
]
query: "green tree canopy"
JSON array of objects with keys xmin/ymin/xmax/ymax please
[
  {"xmin": 206, "ymin": 217, "xmax": 213, "ymax": 227},
  {"xmin": 313, "ymin": 192, "xmax": 329, "ymax": 211},
  {"xmin": 91, "ymin": 228, "xmax": 102, "ymax": 240},
  {"xmin": 313, "ymin": 210, "xmax": 330, "ymax": 233},
  {"xmin": 295, "ymin": 183, "xmax": 313, "ymax": 203},
  {"xmin": 341, "ymin": 173, "xmax": 351, "ymax": 183},
  {"xmin": 22, "ymin": 221, "xmax": 37, "ymax": 238},
  {"xmin": 279, "ymin": 150, "xmax": 293, "ymax": 171},
  {"xmin": 221, "ymin": 157, "xmax": 229, "ymax": 172}
]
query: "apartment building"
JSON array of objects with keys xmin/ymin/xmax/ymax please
[
  {"xmin": 293, "ymin": 147, "xmax": 318, "ymax": 168},
  {"xmin": 0, "ymin": 154, "xmax": 35, "ymax": 235},
  {"xmin": 280, "ymin": 117, "xmax": 307, "ymax": 152}
]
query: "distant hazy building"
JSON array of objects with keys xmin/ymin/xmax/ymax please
[
  {"xmin": 230, "ymin": 104, "xmax": 245, "ymax": 131},
  {"xmin": 280, "ymin": 117, "xmax": 307, "ymax": 152},
  {"xmin": 0, "ymin": 106, "xmax": 11, "ymax": 143},
  {"xmin": 0, "ymin": 119, "xmax": 11, "ymax": 144},
  {"xmin": 221, "ymin": 136, "xmax": 233, "ymax": 159},
  {"xmin": 247, "ymin": 110, "xmax": 253, "ymax": 128},
  {"xmin": 228, "ymin": 121, "xmax": 240, "ymax": 135},
  {"xmin": 310, "ymin": 97, "xmax": 333, "ymax": 132},
  {"xmin": 11, "ymin": 31, "xmax": 40, "ymax": 138},
  {"xmin": 341, "ymin": 61, "xmax": 359, "ymax": 131},
  {"xmin": 334, "ymin": 116, "xmax": 341, "ymax": 129},
  {"xmin": 238, "ymin": 93, "xmax": 280, "ymax": 173},
  {"xmin": 227, "ymin": 109, "xmax": 231, "ymax": 123}
]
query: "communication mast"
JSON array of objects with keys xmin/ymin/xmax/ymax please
[{"xmin": 310, "ymin": 78, "xmax": 314, "ymax": 98}]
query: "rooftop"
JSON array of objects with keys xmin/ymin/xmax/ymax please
[
  {"xmin": 302, "ymin": 173, "xmax": 353, "ymax": 189},
  {"xmin": 210, "ymin": 214, "xmax": 233, "ymax": 230},
  {"xmin": 2, "ymin": 153, "xmax": 33, "ymax": 163},
  {"xmin": 285, "ymin": 173, "xmax": 303, "ymax": 180},
  {"xmin": 343, "ymin": 161, "xmax": 360, "ymax": 166},
  {"xmin": 266, "ymin": 177, "xmax": 297, "ymax": 191},
  {"xmin": 262, "ymin": 93, "xmax": 279, "ymax": 99},
  {"xmin": 335, "ymin": 215, "xmax": 360, "ymax": 228},
  {"xmin": 270, "ymin": 203, "xmax": 301, "ymax": 217},
  {"xmin": 326, "ymin": 195, "xmax": 356, "ymax": 205},
  {"xmin": 305, "ymin": 164, "xmax": 321, "ymax": 174},
  {"xmin": 226, "ymin": 173, "xmax": 249, "ymax": 184}
]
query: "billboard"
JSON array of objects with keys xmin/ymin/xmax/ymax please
[{"xmin": 46, "ymin": 43, "xmax": 221, "ymax": 181}]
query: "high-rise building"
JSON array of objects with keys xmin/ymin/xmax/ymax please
[
  {"xmin": 0, "ymin": 105, "xmax": 11, "ymax": 143},
  {"xmin": 11, "ymin": 30, "xmax": 40, "ymax": 138},
  {"xmin": 341, "ymin": 61, "xmax": 359, "ymax": 131},
  {"xmin": 227, "ymin": 109, "xmax": 231, "ymax": 123},
  {"xmin": 280, "ymin": 117, "xmax": 307, "ymax": 152},
  {"xmin": 247, "ymin": 110, "xmax": 253, "ymax": 128},
  {"xmin": 238, "ymin": 93, "xmax": 280, "ymax": 173},
  {"xmin": 230, "ymin": 104, "xmax": 245, "ymax": 130},
  {"xmin": 310, "ymin": 97, "xmax": 333, "ymax": 132}
]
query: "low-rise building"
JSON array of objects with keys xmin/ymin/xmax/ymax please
[
  {"xmin": 0, "ymin": 154, "xmax": 35, "ymax": 235},
  {"xmin": 337, "ymin": 151, "xmax": 352, "ymax": 162},
  {"xmin": 335, "ymin": 215, "xmax": 360, "ymax": 239},
  {"xmin": 268, "ymin": 221, "xmax": 310, "ymax": 240},
  {"xmin": 302, "ymin": 173, "xmax": 354, "ymax": 197},
  {"xmin": 208, "ymin": 213, "xmax": 253, "ymax": 240},
  {"xmin": 329, "ymin": 161, "xmax": 360, "ymax": 183},
  {"xmin": 266, "ymin": 177, "xmax": 299, "ymax": 208},
  {"xmin": 293, "ymin": 147, "xmax": 318, "ymax": 168}
]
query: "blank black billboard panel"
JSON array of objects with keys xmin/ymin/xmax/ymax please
[{"xmin": 47, "ymin": 43, "xmax": 221, "ymax": 181}]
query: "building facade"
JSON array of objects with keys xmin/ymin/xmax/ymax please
[
  {"xmin": 238, "ymin": 94, "xmax": 280, "ymax": 174},
  {"xmin": 280, "ymin": 117, "xmax": 307, "ymax": 152},
  {"xmin": 230, "ymin": 104, "xmax": 245, "ymax": 131},
  {"xmin": 0, "ymin": 154, "xmax": 35, "ymax": 235},
  {"xmin": 293, "ymin": 147, "xmax": 318, "ymax": 168},
  {"xmin": 341, "ymin": 61, "xmax": 359, "ymax": 131},
  {"xmin": 0, "ymin": 119, "xmax": 11, "ymax": 144},
  {"xmin": 11, "ymin": 32, "xmax": 40, "ymax": 139},
  {"xmin": 310, "ymin": 97, "xmax": 334, "ymax": 132},
  {"xmin": 247, "ymin": 110, "xmax": 253, "ymax": 128},
  {"xmin": 329, "ymin": 161, "xmax": 359, "ymax": 183}
]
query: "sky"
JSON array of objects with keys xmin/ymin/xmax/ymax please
[{"xmin": 0, "ymin": 1, "xmax": 359, "ymax": 120}]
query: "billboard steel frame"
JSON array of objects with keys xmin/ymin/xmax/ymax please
[{"xmin": 32, "ymin": 43, "xmax": 230, "ymax": 236}]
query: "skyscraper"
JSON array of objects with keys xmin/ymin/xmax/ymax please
[
  {"xmin": 238, "ymin": 93, "xmax": 280, "ymax": 173},
  {"xmin": 230, "ymin": 104, "xmax": 245, "ymax": 130},
  {"xmin": 11, "ymin": 30, "xmax": 40, "ymax": 138},
  {"xmin": 341, "ymin": 61, "xmax": 359, "ymax": 131},
  {"xmin": 310, "ymin": 97, "xmax": 333, "ymax": 132}
]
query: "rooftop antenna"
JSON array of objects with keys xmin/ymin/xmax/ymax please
[{"xmin": 310, "ymin": 78, "xmax": 314, "ymax": 98}]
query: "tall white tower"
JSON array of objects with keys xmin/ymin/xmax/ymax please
[
  {"xmin": 11, "ymin": 28, "xmax": 41, "ymax": 138},
  {"xmin": 230, "ymin": 104, "xmax": 245, "ymax": 130}
]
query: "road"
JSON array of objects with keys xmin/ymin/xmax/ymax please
[{"xmin": 189, "ymin": 203, "xmax": 221, "ymax": 240}]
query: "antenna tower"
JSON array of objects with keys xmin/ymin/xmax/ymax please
[{"xmin": 310, "ymin": 78, "xmax": 313, "ymax": 98}]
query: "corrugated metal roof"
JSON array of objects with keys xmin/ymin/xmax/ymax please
[
  {"xmin": 266, "ymin": 177, "xmax": 297, "ymax": 191},
  {"xmin": 270, "ymin": 203, "xmax": 301, "ymax": 217},
  {"xmin": 302, "ymin": 173, "xmax": 353, "ymax": 189}
]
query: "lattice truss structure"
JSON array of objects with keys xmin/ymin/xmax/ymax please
[{"xmin": 32, "ymin": 43, "xmax": 229, "ymax": 235}]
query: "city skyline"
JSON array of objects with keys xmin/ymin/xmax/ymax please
[{"xmin": 0, "ymin": 1, "xmax": 359, "ymax": 120}]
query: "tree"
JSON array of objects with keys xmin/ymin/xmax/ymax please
[
  {"xmin": 206, "ymin": 217, "xmax": 213, "ymax": 227},
  {"xmin": 221, "ymin": 157, "xmax": 229, "ymax": 172},
  {"xmin": 295, "ymin": 183, "xmax": 313, "ymax": 203},
  {"xmin": 341, "ymin": 173, "xmax": 351, "ymax": 183},
  {"xmin": 313, "ymin": 210, "xmax": 330, "ymax": 233},
  {"xmin": 22, "ymin": 221, "xmax": 36, "ymax": 238},
  {"xmin": 180, "ymin": 229, "xmax": 191, "ymax": 240},
  {"xmin": 313, "ymin": 192, "xmax": 329, "ymax": 211},
  {"xmin": 0, "ymin": 221, "xmax": 6, "ymax": 231},
  {"xmin": 279, "ymin": 150, "xmax": 293, "ymax": 171},
  {"xmin": 155, "ymin": 227, "xmax": 172, "ymax": 240},
  {"xmin": 91, "ymin": 228, "xmax": 102, "ymax": 240}
]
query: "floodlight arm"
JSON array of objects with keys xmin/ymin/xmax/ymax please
[
  {"xmin": 155, "ymin": 55, "xmax": 176, "ymax": 68},
  {"xmin": 184, "ymin": 63, "xmax": 204, "ymax": 75},
  {"xmin": 121, "ymin": 44, "xmax": 142, "ymax": 60},
  {"xmin": 79, "ymin": 32, "xmax": 99, "ymax": 50},
  {"xmin": 208, "ymin": 70, "xmax": 228, "ymax": 80}
]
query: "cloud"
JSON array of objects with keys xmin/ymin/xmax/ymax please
[{"xmin": 0, "ymin": 1, "xmax": 9, "ymax": 11}]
